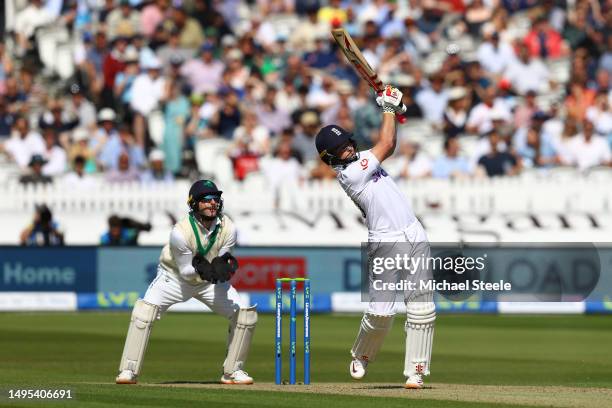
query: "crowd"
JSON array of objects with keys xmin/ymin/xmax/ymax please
[{"xmin": 0, "ymin": 0, "xmax": 611, "ymax": 191}]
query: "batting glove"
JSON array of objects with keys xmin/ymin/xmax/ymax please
[{"xmin": 376, "ymin": 85, "xmax": 406, "ymax": 114}]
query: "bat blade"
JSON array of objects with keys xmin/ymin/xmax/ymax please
[{"xmin": 331, "ymin": 28, "xmax": 406, "ymax": 123}]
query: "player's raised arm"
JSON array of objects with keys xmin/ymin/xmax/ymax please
[{"xmin": 371, "ymin": 85, "xmax": 405, "ymax": 163}]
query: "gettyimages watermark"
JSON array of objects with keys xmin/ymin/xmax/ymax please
[{"xmin": 361, "ymin": 242, "xmax": 606, "ymax": 302}]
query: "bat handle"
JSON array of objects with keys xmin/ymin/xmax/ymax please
[{"xmin": 396, "ymin": 109, "xmax": 407, "ymax": 124}]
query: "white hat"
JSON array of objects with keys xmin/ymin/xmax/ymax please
[
  {"xmin": 337, "ymin": 80, "xmax": 353, "ymax": 94},
  {"xmin": 141, "ymin": 57, "xmax": 162, "ymax": 70},
  {"xmin": 149, "ymin": 149, "xmax": 165, "ymax": 161},
  {"xmin": 394, "ymin": 74, "xmax": 416, "ymax": 87},
  {"xmin": 490, "ymin": 108, "xmax": 507, "ymax": 121},
  {"xmin": 123, "ymin": 47, "xmax": 140, "ymax": 63},
  {"xmin": 72, "ymin": 127, "xmax": 89, "ymax": 142},
  {"xmin": 227, "ymin": 49, "xmax": 243, "ymax": 61},
  {"xmin": 448, "ymin": 87, "xmax": 467, "ymax": 100},
  {"xmin": 98, "ymin": 108, "xmax": 116, "ymax": 122}
]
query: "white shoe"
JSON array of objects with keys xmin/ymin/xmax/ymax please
[
  {"xmin": 220, "ymin": 369, "xmax": 254, "ymax": 385},
  {"xmin": 116, "ymin": 369, "xmax": 137, "ymax": 384},
  {"xmin": 349, "ymin": 357, "xmax": 368, "ymax": 380},
  {"xmin": 405, "ymin": 374, "xmax": 423, "ymax": 389}
]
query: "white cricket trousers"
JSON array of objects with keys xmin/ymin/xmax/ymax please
[
  {"xmin": 366, "ymin": 220, "xmax": 431, "ymax": 316},
  {"xmin": 143, "ymin": 266, "xmax": 245, "ymax": 319}
]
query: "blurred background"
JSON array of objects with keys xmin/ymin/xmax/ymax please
[{"xmin": 0, "ymin": 0, "xmax": 611, "ymax": 313}]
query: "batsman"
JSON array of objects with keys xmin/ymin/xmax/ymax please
[
  {"xmin": 316, "ymin": 85, "xmax": 435, "ymax": 389},
  {"xmin": 115, "ymin": 180, "xmax": 257, "ymax": 385}
]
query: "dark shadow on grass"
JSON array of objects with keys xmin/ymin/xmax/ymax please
[
  {"xmin": 358, "ymin": 385, "xmax": 434, "ymax": 390},
  {"xmin": 158, "ymin": 381, "xmax": 220, "ymax": 385}
]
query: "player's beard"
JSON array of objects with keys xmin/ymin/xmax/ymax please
[{"xmin": 198, "ymin": 206, "xmax": 218, "ymax": 222}]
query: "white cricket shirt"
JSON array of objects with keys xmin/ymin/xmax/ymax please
[{"xmin": 336, "ymin": 150, "xmax": 417, "ymax": 234}]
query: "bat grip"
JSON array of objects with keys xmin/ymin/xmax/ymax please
[{"xmin": 396, "ymin": 107, "xmax": 407, "ymax": 124}]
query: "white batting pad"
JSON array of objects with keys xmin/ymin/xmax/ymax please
[
  {"xmin": 223, "ymin": 306, "xmax": 258, "ymax": 374},
  {"xmin": 118, "ymin": 299, "xmax": 159, "ymax": 375},
  {"xmin": 351, "ymin": 313, "xmax": 394, "ymax": 362},
  {"xmin": 404, "ymin": 300, "xmax": 436, "ymax": 377}
]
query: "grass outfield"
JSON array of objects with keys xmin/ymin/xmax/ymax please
[{"xmin": 0, "ymin": 313, "xmax": 611, "ymax": 407}]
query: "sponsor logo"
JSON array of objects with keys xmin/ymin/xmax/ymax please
[
  {"xmin": 360, "ymin": 159, "xmax": 369, "ymax": 170},
  {"xmin": 231, "ymin": 257, "xmax": 306, "ymax": 290},
  {"xmin": 331, "ymin": 127, "xmax": 342, "ymax": 136}
]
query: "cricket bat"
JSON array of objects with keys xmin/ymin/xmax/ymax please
[{"xmin": 331, "ymin": 28, "xmax": 407, "ymax": 123}]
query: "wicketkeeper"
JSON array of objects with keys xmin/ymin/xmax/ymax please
[
  {"xmin": 315, "ymin": 86, "xmax": 435, "ymax": 389},
  {"xmin": 116, "ymin": 180, "xmax": 257, "ymax": 385}
]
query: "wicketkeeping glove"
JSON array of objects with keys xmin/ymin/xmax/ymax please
[
  {"xmin": 376, "ymin": 85, "xmax": 407, "ymax": 114},
  {"xmin": 211, "ymin": 253, "xmax": 239, "ymax": 283},
  {"xmin": 192, "ymin": 254, "xmax": 215, "ymax": 282}
]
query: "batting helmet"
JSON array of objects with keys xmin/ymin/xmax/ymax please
[
  {"xmin": 187, "ymin": 179, "xmax": 223, "ymax": 214},
  {"xmin": 315, "ymin": 125, "xmax": 358, "ymax": 166}
]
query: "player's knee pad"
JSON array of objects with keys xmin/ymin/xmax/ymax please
[
  {"xmin": 404, "ymin": 300, "xmax": 435, "ymax": 377},
  {"xmin": 118, "ymin": 299, "xmax": 159, "ymax": 375},
  {"xmin": 223, "ymin": 306, "xmax": 257, "ymax": 374},
  {"xmin": 351, "ymin": 312, "xmax": 394, "ymax": 362}
]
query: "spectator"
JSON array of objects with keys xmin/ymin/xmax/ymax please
[
  {"xmin": 387, "ymin": 141, "xmax": 432, "ymax": 180},
  {"xmin": 228, "ymin": 135, "xmax": 260, "ymax": 181},
  {"xmin": 106, "ymin": 0, "xmax": 140, "ymax": 40},
  {"xmin": 513, "ymin": 90, "xmax": 540, "ymax": 129},
  {"xmin": 67, "ymin": 128, "xmax": 96, "ymax": 172},
  {"xmin": 113, "ymin": 48, "xmax": 140, "ymax": 123},
  {"xmin": 416, "ymin": 72, "xmax": 448, "ymax": 127},
  {"xmin": 260, "ymin": 139, "xmax": 304, "ymax": 203},
  {"xmin": 38, "ymin": 99, "xmax": 78, "ymax": 135},
  {"xmin": 20, "ymin": 205, "xmax": 63, "ymax": 246},
  {"xmin": 140, "ymin": 0, "xmax": 170, "ymax": 38},
  {"xmin": 0, "ymin": 98, "xmax": 14, "ymax": 139},
  {"xmin": 563, "ymin": 119, "xmax": 611, "ymax": 171},
  {"xmin": 210, "ymin": 90, "xmax": 242, "ymax": 140},
  {"xmin": 63, "ymin": 155, "xmax": 97, "ymax": 189},
  {"xmin": 165, "ymin": 6, "xmax": 205, "ymax": 50},
  {"xmin": 504, "ymin": 44, "xmax": 551, "ymax": 95},
  {"xmin": 130, "ymin": 57, "xmax": 167, "ymax": 146},
  {"xmin": 477, "ymin": 130, "xmax": 521, "ymax": 177},
  {"xmin": 64, "ymin": 84, "xmax": 97, "ymax": 130},
  {"xmin": 19, "ymin": 154, "xmax": 53, "ymax": 185},
  {"xmin": 100, "ymin": 215, "xmax": 150, "ymax": 246},
  {"xmin": 141, "ymin": 149, "xmax": 174, "ymax": 183},
  {"xmin": 100, "ymin": 125, "xmax": 145, "ymax": 171},
  {"xmin": 465, "ymin": 0, "xmax": 492, "ymax": 37},
  {"xmin": 477, "ymin": 29, "xmax": 516, "ymax": 76},
  {"xmin": 233, "ymin": 111, "xmax": 271, "ymax": 156},
  {"xmin": 3, "ymin": 116, "xmax": 45, "ymax": 169},
  {"xmin": 41, "ymin": 129, "xmax": 67, "ymax": 176},
  {"xmin": 432, "ymin": 138, "xmax": 472, "ymax": 179},
  {"xmin": 565, "ymin": 79, "xmax": 596, "ymax": 121},
  {"xmin": 293, "ymin": 111, "xmax": 321, "ymax": 165},
  {"xmin": 466, "ymin": 85, "xmax": 512, "ymax": 134},
  {"xmin": 156, "ymin": 28, "xmax": 193, "ymax": 67},
  {"xmin": 515, "ymin": 125, "xmax": 559, "ymax": 168},
  {"xmin": 523, "ymin": 16, "xmax": 567, "ymax": 59},
  {"xmin": 255, "ymin": 86, "xmax": 291, "ymax": 136},
  {"xmin": 443, "ymin": 87, "xmax": 469, "ymax": 138},
  {"xmin": 586, "ymin": 91, "xmax": 612, "ymax": 138},
  {"xmin": 180, "ymin": 43, "xmax": 224, "ymax": 94},
  {"xmin": 91, "ymin": 108, "xmax": 119, "ymax": 167},
  {"xmin": 105, "ymin": 152, "xmax": 141, "ymax": 183},
  {"xmin": 160, "ymin": 82, "xmax": 189, "ymax": 175},
  {"xmin": 289, "ymin": 9, "xmax": 327, "ymax": 53}
]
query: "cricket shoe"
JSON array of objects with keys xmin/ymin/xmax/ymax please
[
  {"xmin": 220, "ymin": 370, "xmax": 253, "ymax": 385},
  {"xmin": 115, "ymin": 370, "xmax": 137, "ymax": 384},
  {"xmin": 349, "ymin": 357, "xmax": 368, "ymax": 380},
  {"xmin": 404, "ymin": 374, "xmax": 423, "ymax": 389}
]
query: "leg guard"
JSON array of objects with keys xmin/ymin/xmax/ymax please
[
  {"xmin": 351, "ymin": 313, "xmax": 394, "ymax": 362},
  {"xmin": 118, "ymin": 299, "xmax": 159, "ymax": 376},
  {"xmin": 404, "ymin": 300, "xmax": 435, "ymax": 377},
  {"xmin": 223, "ymin": 306, "xmax": 257, "ymax": 374}
]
